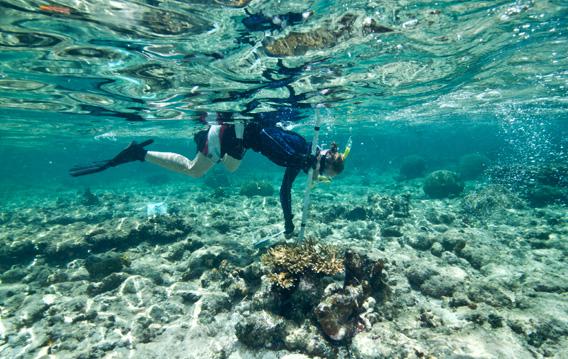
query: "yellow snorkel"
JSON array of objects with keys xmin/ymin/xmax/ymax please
[{"xmin": 341, "ymin": 136, "xmax": 352, "ymax": 161}]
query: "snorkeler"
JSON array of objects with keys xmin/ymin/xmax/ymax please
[{"xmin": 70, "ymin": 115, "xmax": 346, "ymax": 238}]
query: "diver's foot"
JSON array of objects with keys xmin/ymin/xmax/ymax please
[{"xmin": 109, "ymin": 139, "xmax": 154, "ymax": 167}]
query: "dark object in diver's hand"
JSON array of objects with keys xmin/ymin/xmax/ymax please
[{"xmin": 69, "ymin": 139, "xmax": 154, "ymax": 177}]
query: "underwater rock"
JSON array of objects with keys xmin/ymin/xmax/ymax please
[
  {"xmin": 264, "ymin": 13, "xmax": 392, "ymax": 56},
  {"xmin": 381, "ymin": 226, "xmax": 403, "ymax": 237},
  {"xmin": 283, "ymin": 323, "xmax": 335, "ymax": 358},
  {"xmin": 265, "ymin": 29, "xmax": 336, "ymax": 57},
  {"xmin": 235, "ymin": 311, "xmax": 286, "ymax": 349},
  {"xmin": 350, "ymin": 324, "xmax": 426, "ymax": 359},
  {"xmin": 84, "ymin": 228, "xmax": 125, "ymax": 250},
  {"xmin": 467, "ymin": 281, "xmax": 514, "ymax": 308},
  {"xmin": 344, "ymin": 223, "xmax": 372, "ymax": 241},
  {"xmin": 419, "ymin": 275, "xmax": 460, "ymax": 298},
  {"xmin": 489, "ymin": 161, "xmax": 568, "ymax": 189},
  {"xmin": 314, "ymin": 285, "xmax": 363, "ymax": 341},
  {"xmin": 314, "ymin": 250, "xmax": 386, "ymax": 342},
  {"xmin": 132, "ymin": 216, "xmax": 192, "ymax": 244},
  {"xmin": 367, "ymin": 193, "xmax": 411, "ymax": 219},
  {"xmin": 183, "ymin": 245, "xmax": 228, "ymax": 280},
  {"xmin": 458, "ymin": 153, "xmax": 490, "ymax": 180},
  {"xmin": 398, "ymin": 155, "xmax": 427, "ymax": 180},
  {"xmin": 461, "ymin": 184, "xmax": 524, "ymax": 218},
  {"xmin": 211, "ymin": 220, "xmax": 233, "ymax": 234},
  {"xmin": 132, "ymin": 315, "xmax": 164, "ymax": 343},
  {"xmin": 84, "ymin": 252, "xmax": 129, "ymax": 280},
  {"xmin": 0, "ymin": 240, "xmax": 37, "ymax": 268},
  {"xmin": 533, "ymin": 162, "xmax": 568, "ymax": 187},
  {"xmin": 200, "ymin": 259, "xmax": 249, "ymax": 300},
  {"xmin": 322, "ymin": 204, "xmax": 347, "ymax": 222},
  {"xmin": 419, "ymin": 308, "xmax": 444, "ymax": 328},
  {"xmin": 82, "ymin": 188, "xmax": 99, "ymax": 206},
  {"xmin": 406, "ymin": 234, "xmax": 434, "ymax": 251},
  {"xmin": 45, "ymin": 237, "xmax": 89, "ymax": 261},
  {"xmin": 1, "ymin": 266, "xmax": 27, "ymax": 283},
  {"xmin": 406, "ymin": 264, "xmax": 438, "ymax": 289},
  {"xmin": 423, "ymin": 170, "xmax": 464, "ymax": 199},
  {"xmin": 86, "ymin": 272, "xmax": 128, "ymax": 295},
  {"xmin": 425, "ymin": 209, "xmax": 455, "ymax": 225},
  {"xmin": 130, "ymin": 257, "xmax": 170, "ymax": 285},
  {"xmin": 239, "ymin": 180, "xmax": 274, "ymax": 197},
  {"xmin": 201, "ymin": 293, "xmax": 232, "ymax": 315},
  {"xmin": 284, "ymin": 277, "xmax": 326, "ymax": 321},
  {"xmin": 429, "ymin": 242, "xmax": 444, "ymax": 257},
  {"xmin": 140, "ymin": 8, "xmax": 212, "ymax": 35},
  {"xmin": 526, "ymin": 318, "xmax": 568, "ymax": 348},
  {"xmin": 438, "ymin": 231, "xmax": 467, "ymax": 253},
  {"xmin": 255, "ymin": 247, "xmax": 386, "ymax": 344},
  {"xmin": 344, "ymin": 250, "xmax": 385, "ymax": 294},
  {"xmin": 526, "ymin": 185, "xmax": 567, "ymax": 207},
  {"xmin": 345, "ymin": 206, "xmax": 367, "ymax": 221},
  {"xmin": 449, "ymin": 293, "xmax": 475, "ymax": 308},
  {"xmin": 457, "ymin": 245, "xmax": 490, "ymax": 269},
  {"xmin": 163, "ymin": 241, "xmax": 189, "ymax": 261}
]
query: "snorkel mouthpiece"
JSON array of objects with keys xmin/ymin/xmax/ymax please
[{"xmin": 342, "ymin": 136, "xmax": 352, "ymax": 160}]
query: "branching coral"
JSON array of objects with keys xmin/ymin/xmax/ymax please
[{"xmin": 261, "ymin": 239, "xmax": 344, "ymax": 289}]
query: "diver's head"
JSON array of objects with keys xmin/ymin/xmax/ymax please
[{"xmin": 320, "ymin": 142, "xmax": 345, "ymax": 178}]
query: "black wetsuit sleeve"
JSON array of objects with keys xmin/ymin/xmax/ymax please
[{"xmin": 280, "ymin": 166, "xmax": 301, "ymax": 229}]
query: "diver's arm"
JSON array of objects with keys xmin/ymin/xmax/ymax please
[{"xmin": 280, "ymin": 166, "xmax": 301, "ymax": 236}]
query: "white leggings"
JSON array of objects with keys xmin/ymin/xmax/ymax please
[{"xmin": 145, "ymin": 151, "xmax": 241, "ymax": 178}]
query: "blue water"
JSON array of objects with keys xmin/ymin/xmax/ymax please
[{"xmin": 0, "ymin": 1, "xmax": 567, "ymax": 357}]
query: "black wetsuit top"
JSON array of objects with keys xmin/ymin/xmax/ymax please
[{"xmin": 243, "ymin": 122, "xmax": 316, "ymax": 230}]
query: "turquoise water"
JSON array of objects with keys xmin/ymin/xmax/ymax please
[{"xmin": 1, "ymin": 1, "xmax": 567, "ymax": 358}]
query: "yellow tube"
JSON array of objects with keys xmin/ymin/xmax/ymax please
[{"xmin": 342, "ymin": 136, "xmax": 352, "ymax": 160}]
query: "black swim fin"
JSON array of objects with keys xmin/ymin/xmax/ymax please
[{"xmin": 69, "ymin": 139, "xmax": 154, "ymax": 177}]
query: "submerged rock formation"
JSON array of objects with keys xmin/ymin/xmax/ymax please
[
  {"xmin": 423, "ymin": 170, "xmax": 464, "ymax": 198},
  {"xmin": 254, "ymin": 244, "xmax": 387, "ymax": 345},
  {"xmin": 264, "ymin": 13, "xmax": 392, "ymax": 56}
]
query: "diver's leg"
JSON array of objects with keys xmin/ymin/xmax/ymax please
[
  {"xmin": 145, "ymin": 151, "xmax": 214, "ymax": 178},
  {"xmin": 222, "ymin": 154, "xmax": 241, "ymax": 173}
]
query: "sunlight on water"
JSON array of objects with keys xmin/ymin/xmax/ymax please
[{"xmin": 0, "ymin": 0, "xmax": 566, "ymax": 144}]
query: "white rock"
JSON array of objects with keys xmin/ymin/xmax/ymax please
[
  {"xmin": 281, "ymin": 355, "xmax": 311, "ymax": 359},
  {"xmin": 42, "ymin": 294, "xmax": 57, "ymax": 305}
]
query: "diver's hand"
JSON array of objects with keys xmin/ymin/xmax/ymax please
[{"xmin": 304, "ymin": 153, "xmax": 318, "ymax": 171}]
